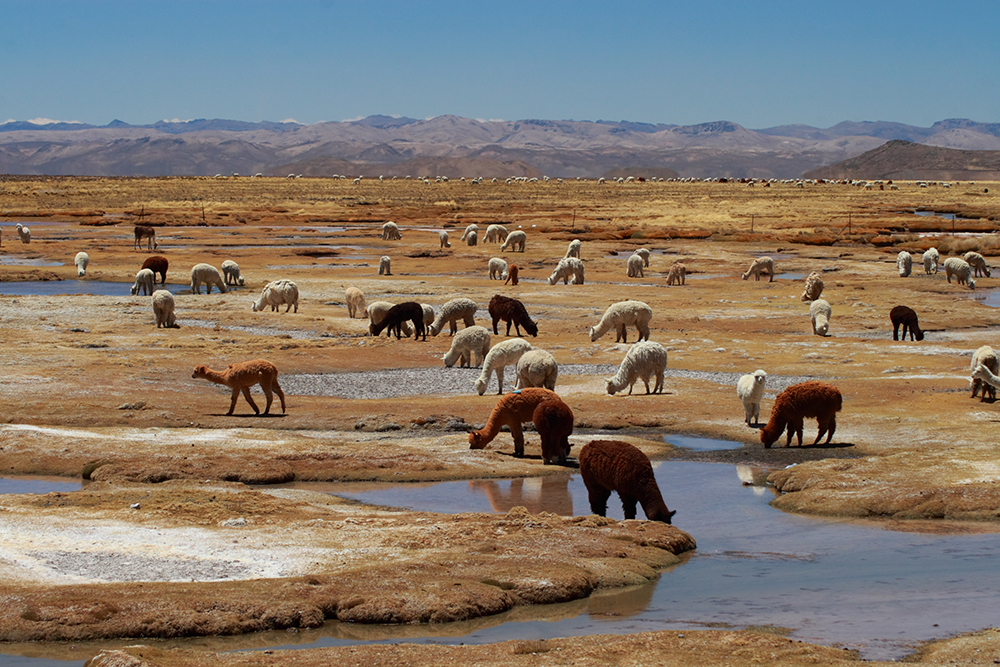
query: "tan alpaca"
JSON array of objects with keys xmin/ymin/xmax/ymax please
[
  {"xmin": 468, "ymin": 387, "xmax": 559, "ymax": 457},
  {"xmin": 192, "ymin": 359, "xmax": 286, "ymax": 416}
]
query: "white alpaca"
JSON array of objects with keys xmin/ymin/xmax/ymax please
[
  {"xmin": 484, "ymin": 224, "xmax": 509, "ymax": 243},
  {"xmin": 922, "ymin": 248, "xmax": 939, "ymax": 274},
  {"xmin": 131, "ymin": 268, "xmax": 155, "ymax": 296},
  {"xmin": 344, "ymin": 286, "xmax": 366, "ymax": 318},
  {"xmin": 514, "ymin": 349, "xmax": 558, "ymax": 391},
  {"xmin": 500, "ymin": 230, "xmax": 526, "ymax": 252},
  {"xmin": 488, "ymin": 257, "xmax": 508, "ymax": 280},
  {"xmin": 736, "ymin": 370, "xmax": 767, "ymax": 426},
  {"xmin": 944, "ymin": 257, "xmax": 975, "ymax": 289},
  {"xmin": 439, "ymin": 230, "xmax": 451, "ymax": 248},
  {"xmin": 970, "ymin": 345, "xmax": 1000, "ymax": 401},
  {"xmin": 152, "ymin": 289, "xmax": 178, "ymax": 328},
  {"xmin": 460, "ymin": 224, "xmax": 479, "ymax": 242},
  {"xmin": 381, "ymin": 221, "xmax": 402, "ymax": 240},
  {"xmin": 626, "ymin": 253, "xmax": 644, "ymax": 278},
  {"xmin": 666, "ymin": 262, "xmax": 686, "ymax": 286},
  {"xmin": 466, "ymin": 230, "xmax": 478, "ymax": 246},
  {"xmin": 15, "ymin": 223, "xmax": 30, "ymax": 244},
  {"xmin": 633, "ymin": 247, "xmax": 650, "ymax": 267},
  {"xmin": 74, "ymin": 252, "xmax": 89, "ymax": 277},
  {"xmin": 442, "ymin": 325, "xmax": 491, "ymax": 368},
  {"xmin": 897, "ymin": 251, "xmax": 913, "ymax": 278},
  {"xmin": 378, "ymin": 256, "xmax": 392, "ymax": 276},
  {"xmin": 606, "ymin": 341, "xmax": 667, "ymax": 395},
  {"xmin": 801, "ymin": 271, "xmax": 824, "ymax": 302},
  {"xmin": 564, "ymin": 239, "xmax": 582, "ymax": 259},
  {"xmin": 547, "ymin": 257, "xmax": 585, "ymax": 285},
  {"xmin": 252, "ymin": 279, "xmax": 299, "ymax": 313},
  {"xmin": 190, "ymin": 263, "xmax": 227, "ymax": 295},
  {"xmin": 810, "ymin": 298, "xmax": 831, "ymax": 336},
  {"xmin": 221, "ymin": 260, "xmax": 246, "ymax": 286},
  {"xmin": 589, "ymin": 300, "xmax": 652, "ymax": 343},
  {"xmin": 742, "ymin": 256, "xmax": 774, "ymax": 281},
  {"xmin": 428, "ymin": 297, "xmax": 478, "ymax": 336},
  {"xmin": 474, "ymin": 338, "xmax": 533, "ymax": 395},
  {"xmin": 964, "ymin": 251, "xmax": 991, "ymax": 278}
]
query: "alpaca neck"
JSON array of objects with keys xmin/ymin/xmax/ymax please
[
  {"xmin": 476, "ymin": 408, "xmax": 508, "ymax": 442},
  {"xmin": 978, "ymin": 366, "xmax": 1000, "ymax": 389},
  {"xmin": 200, "ymin": 368, "xmax": 231, "ymax": 386}
]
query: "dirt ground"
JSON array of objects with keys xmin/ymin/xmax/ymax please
[{"xmin": 3, "ymin": 176, "xmax": 1000, "ymax": 663}]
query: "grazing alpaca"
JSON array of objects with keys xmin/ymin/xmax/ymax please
[
  {"xmin": 742, "ymin": 256, "xmax": 774, "ymax": 282},
  {"xmin": 890, "ymin": 305, "xmax": 924, "ymax": 341},
  {"xmin": 532, "ymin": 397, "xmax": 574, "ymax": 465},
  {"xmin": 760, "ymin": 381, "xmax": 842, "ymax": 448},
  {"xmin": 666, "ymin": 262, "xmax": 686, "ymax": 286},
  {"xmin": 192, "ymin": 359, "xmax": 286, "ymax": 416},
  {"xmin": 152, "ymin": 289, "xmax": 179, "ymax": 328},
  {"xmin": 970, "ymin": 345, "xmax": 999, "ymax": 402},
  {"xmin": 344, "ymin": 286, "xmax": 366, "ymax": 318},
  {"xmin": 504, "ymin": 263, "xmax": 519, "ymax": 286},
  {"xmin": 468, "ymin": 387, "xmax": 559, "ymax": 457},
  {"xmin": 578, "ymin": 440, "xmax": 675, "ymax": 523},
  {"xmin": 141, "ymin": 255, "xmax": 169, "ymax": 285},
  {"xmin": 488, "ymin": 294, "xmax": 538, "ymax": 337},
  {"xmin": 801, "ymin": 271, "xmax": 824, "ymax": 302},
  {"xmin": 369, "ymin": 301, "xmax": 426, "ymax": 340},
  {"xmin": 971, "ymin": 361, "xmax": 1000, "ymax": 402},
  {"xmin": 134, "ymin": 225, "xmax": 157, "ymax": 251}
]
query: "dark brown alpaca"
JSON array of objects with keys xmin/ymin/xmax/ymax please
[
  {"xmin": 760, "ymin": 381, "xmax": 842, "ymax": 448},
  {"xmin": 134, "ymin": 225, "xmax": 157, "ymax": 251},
  {"xmin": 890, "ymin": 305, "xmax": 924, "ymax": 341},
  {"xmin": 532, "ymin": 398, "xmax": 574, "ymax": 465},
  {"xmin": 369, "ymin": 301, "xmax": 426, "ymax": 340},
  {"xmin": 469, "ymin": 387, "xmax": 559, "ymax": 457},
  {"xmin": 488, "ymin": 294, "xmax": 538, "ymax": 337},
  {"xmin": 141, "ymin": 255, "xmax": 169, "ymax": 285},
  {"xmin": 578, "ymin": 440, "xmax": 675, "ymax": 523},
  {"xmin": 504, "ymin": 263, "xmax": 519, "ymax": 286},
  {"xmin": 192, "ymin": 359, "xmax": 286, "ymax": 416}
]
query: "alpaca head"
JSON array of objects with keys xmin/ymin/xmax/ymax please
[
  {"xmin": 474, "ymin": 378, "xmax": 488, "ymax": 396},
  {"xmin": 969, "ymin": 278, "xmax": 977, "ymax": 290},
  {"xmin": 648, "ymin": 506, "xmax": 676, "ymax": 524},
  {"xmin": 468, "ymin": 431, "xmax": 486, "ymax": 449},
  {"xmin": 760, "ymin": 424, "xmax": 780, "ymax": 449},
  {"xmin": 753, "ymin": 369, "xmax": 767, "ymax": 385},
  {"xmin": 589, "ymin": 326, "xmax": 600, "ymax": 342},
  {"xmin": 192, "ymin": 365, "xmax": 209, "ymax": 379}
]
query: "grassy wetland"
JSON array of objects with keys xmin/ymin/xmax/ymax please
[{"xmin": 2, "ymin": 175, "xmax": 1000, "ymax": 666}]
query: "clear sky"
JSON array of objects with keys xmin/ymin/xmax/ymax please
[{"xmin": 2, "ymin": 0, "xmax": 996, "ymax": 129}]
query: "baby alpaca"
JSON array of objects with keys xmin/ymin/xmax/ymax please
[
  {"xmin": 192, "ymin": 359, "xmax": 286, "ymax": 416},
  {"xmin": 578, "ymin": 440, "xmax": 675, "ymax": 523},
  {"xmin": 532, "ymin": 398, "xmax": 574, "ymax": 465},
  {"xmin": 760, "ymin": 381, "xmax": 842, "ymax": 448},
  {"xmin": 468, "ymin": 387, "xmax": 559, "ymax": 456},
  {"xmin": 504, "ymin": 263, "xmax": 519, "ymax": 286},
  {"xmin": 666, "ymin": 262, "xmax": 686, "ymax": 286},
  {"xmin": 801, "ymin": 271, "xmax": 824, "ymax": 302},
  {"xmin": 890, "ymin": 305, "xmax": 924, "ymax": 341},
  {"xmin": 809, "ymin": 299, "xmax": 831, "ymax": 336},
  {"xmin": 736, "ymin": 369, "xmax": 767, "ymax": 426},
  {"xmin": 970, "ymin": 345, "xmax": 999, "ymax": 402}
]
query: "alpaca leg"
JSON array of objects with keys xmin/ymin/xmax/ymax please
[
  {"xmin": 639, "ymin": 323, "xmax": 649, "ymax": 341},
  {"xmin": 620, "ymin": 495, "xmax": 639, "ymax": 520},
  {"xmin": 272, "ymin": 379, "xmax": 286, "ymax": 413},
  {"xmin": 261, "ymin": 383, "xmax": 274, "ymax": 415},
  {"xmin": 585, "ymin": 482, "xmax": 612, "ymax": 517},
  {"xmin": 241, "ymin": 386, "xmax": 261, "ymax": 415},
  {"xmin": 506, "ymin": 319, "xmax": 513, "ymax": 336},
  {"xmin": 814, "ymin": 418, "xmax": 828, "ymax": 446},
  {"xmin": 618, "ymin": 323, "xmax": 628, "ymax": 343},
  {"xmin": 464, "ymin": 314, "xmax": 475, "ymax": 328},
  {"xmin": 825, "ymin": 414, "xmax": 836, "ymax": 444},
  {"xmin": 492, "ymin": 316, "xmax": 500, "ymax": 335},
  {"xmin": 642, "ymin": 377, "xmax": 651, "ymax": 394},
  {"xmin": 510, "ymin": 422, "xmax": 525, "ymax": 457},
  {"xmin": 794, "ymin": 418, "xmax": 804, "ymax": 446},
  {"xmin": 893, "ymin": 323, "xmax": 900, "ymax": 341},
  {"xmin": 653, "ymin": 369, "xmax": 664, "ymax": 394},
  {"xmin": 227, "ymin": 387, "xmax": 241, "ymax": 415},
  {"xmin": 495, "ymin": 368, "xmax": 504, "ymax": 395}
]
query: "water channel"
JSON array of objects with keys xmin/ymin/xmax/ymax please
[{"xmin": 2, "ymin": 435, "xmax": 998, "ymax": 664}]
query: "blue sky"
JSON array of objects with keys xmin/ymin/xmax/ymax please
[{"xmin": 2, "ymin": 0, "xmax": 996, "ymax": 129}]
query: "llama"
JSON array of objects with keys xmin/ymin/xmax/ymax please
[
  {"xmin": 532, "ymin": 398, "xmax": 574, "ymax": 465},
  {"xmin": 369, "ymin": 301, "xmax": 426, "ymax": 340},
  {"xmin": 742, "ymin": 256, "xmax": 774, "ymax": 281},
  {"xmin": 141, "ymin": 255, "xmax": 168, "ymax": 284},
  {"xmin": 134, "ymin": 225, "xmax": 157, "ymax": 251},
  {"xmin": 666, "ymin": 262, "xmax": 686, "ymax": 286},
  {"xmin": 760, "ymin": 381, "xmax": 842, "ymax": 448},
  {"xmin": 578, "ymin": 440, "xmax": 675, "ymax": 523},
  {"xmin": 344, "ymin": 287, "xmax": 366, "ymax": 318},
  {"xmin": 474, "ymin": 338, "xmax": 533, "ymax": 395},
  {"xmin": 515, "ymin": 348, "xmax": 558, "ymax": 391},
  {"xmin": 606, "ymin": 341, "xmax": 667, "ymax": 395},
  {"xmin": 468, "ymin": 387, "xmax": 559, "ymax": 457},
  {"xmin": 152, "ymin": 289, "xmax": 178, "ymax": 328},
  {"xmin": 736, "ymin": 369, "xmax": 767, "ymax": 426},
  {"xmin": 192, "ymin": 359, "xmax": 286, "ymax": 416},
  {"xmin": 970, "ymin": 345, "xmax": 999, "ymax": 402},
  {"xmin": 589, "ymin": 300, "xmax": 652, "ymax": 343},
  {"xmin": 890, "ymin": 305, "xmax": 924, "ymax": 341},
  {"xmin": 801, "ymin": 271, "xmax": 824, "ymax": 302},
  {"xmin": 488, "ymin": 294, "xmax": 538, "ymax": 337},
  {"xmin": 504, "ymin": 263, "xmax": 519, "ymax": 286}
]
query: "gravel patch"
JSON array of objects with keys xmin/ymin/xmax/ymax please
[{"xmin": 25, "ymin": 550, "xmax": 257, "ymax": 583}]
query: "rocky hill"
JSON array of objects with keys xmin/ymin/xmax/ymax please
[{"xmin": 804, "ymin": 140, "xmax": 1000, "ymax": 181}]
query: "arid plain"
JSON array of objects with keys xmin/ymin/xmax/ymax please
[{"xmin": 2, "ymin": 176, "xmax": 1000, "ymax": 666}]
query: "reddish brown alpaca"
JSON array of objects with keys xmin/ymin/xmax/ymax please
[
  {"xmin": 578, "ymin": 440, "xmax": 675, "ymax": 523},
  {"xmin": 192, "ymin": 359, "xmax": 286, "ymax": 416},
  {"xmin": 504, "ymin": 263, "xmax": 519, "ymax": 286},
  {"xmin": 488, "ymin": 294, "xmax": 538, "ymax": 337},
  {"xmin": 469, "ymin": 387, "xmax": 559, "ymax": 457},
  {"xmin": 532, "ymin": 398, "xmax": 573, "ymax": 465},
  {"xmin": 760, "ymin": 381, "xmax": 842, "ymax": 448},
  {"xmin": 141, "ymin": 255, "xmax": 169, "ymax": 285}
]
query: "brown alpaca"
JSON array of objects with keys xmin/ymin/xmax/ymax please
[
  {"xmin": 192, "ymin": 359, "xmax": 286, "ymax": 416},
  {"xmin": 504, "ymin": 263, "xmax": 519, "ymax": 286},
  {"xmin": 141, "ymin": 255, "xmax": 169, "ymax": 285},
  {"xmin": 760, "ymin": 381, "xmax": 842, "ymax": 448},
  {"xmin": 369, "ymin": 301, "xmax": 426, "ymax": 340},
  {"xmin": 469, "ymin": 387, "xmax": 559, "ymax": 457},
  {"xmin": 488, "ymin": 294, "xmax": 538, "ymax": 337},
  {"xmin": 889, "ymin": 305, "xmax": 923, "ymax": 341},
  {"xmin": 578, "ymin": 440, "xmax": 675, "ymax": 523},
  {"xmin": 532, "ymin": 398, "xmax": 574, "ymax": 465},
  {"xmin": 666, "ymin": 262, "xmax": 686, "ymax": 286},
  {"xmin": 134, "ymin": 225, "xmax": 157, "ymax": 251}
]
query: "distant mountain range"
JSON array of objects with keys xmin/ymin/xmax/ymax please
[
  {"xmin": 2, "ymin": 115, "xmax": 999, "ymax": 179},
  {"xmin": 805, "ymin": 140, "xmax": 1000, "ymax": 181}
]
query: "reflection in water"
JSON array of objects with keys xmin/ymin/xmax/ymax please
[
  {"xmin": 735, "ymin": 465, "xmax": 776, "ymax": 497},
  {"xmin": 469, "ymin": 477, "xmax": 574, "ymax": 516}
]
